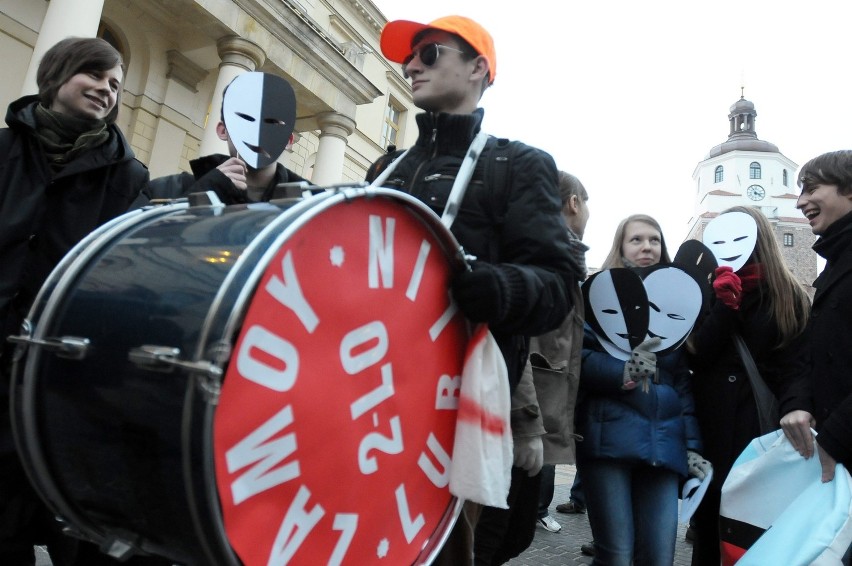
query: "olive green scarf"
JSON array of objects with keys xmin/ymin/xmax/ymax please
[{"xmin": 33, "ymin": 103, "xmax": 110, "ymax": 172}]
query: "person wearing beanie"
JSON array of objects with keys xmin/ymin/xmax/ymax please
[{"xmin": 366, "ymin": 14, "xmax": 576, "ymax": 565}]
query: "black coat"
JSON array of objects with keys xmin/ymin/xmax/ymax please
[
  {"xmin": 143, "ymin": 153, "xmax": 309, "ymax": 205},
  {"xmin": 365, "ymin": 108, "xmax": 575, "ymax": 390},
  {"xmin": 688, "ymin": 288, "xmax": 811, "ymax": 481},
  {"xmin": 809, "ymin": 211, "xmax": 852, "ymax": 467},
  {"xmin": 0, "ymin": 96, "xmax": 148, "ymax": 452},
  {"xmin": 0, "ymin": 96, "xmax": 148, "ymax": 348}
]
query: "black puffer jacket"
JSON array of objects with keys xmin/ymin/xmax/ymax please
[
  {"xmin": 366, "ymin": 109, "xmax": 575, "ymax": 389},
  {"xmin": 0, "ymin": 95, "xmax": 148, "ymax": 452},
  {"xmin": 809, "ymin": 211, "xmax": 852, "ymax": 467},
  {"xmin": 143, "ymin": 153, "xmax": 310, "ymax": 205},
  {"xmin": 0, "ymin": 95, "xmax": 148, "ymax": 349}
]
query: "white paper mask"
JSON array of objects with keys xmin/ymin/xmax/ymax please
[
  {"xmin": 222, "ymin": 72, "xmax": 297, "ymax": 169},
  {"xmin": 583, "ymin": 269, "xmax": 648, "ymax": 361},
  {"xmin": 702, "ymin": 212, "xmax": 757, "ymax": 273},
  {"xmin": 641, "ymin": 265, "xmax": 702, "ymax": 355}
]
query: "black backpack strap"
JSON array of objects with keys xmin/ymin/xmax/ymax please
[
  {"xmin": 482, "ymin": 137, "xmax": 515, "ymax": 224},
  {"xmin": 366, "ymin": 146, "xmax": 405, "ymax": 183}
]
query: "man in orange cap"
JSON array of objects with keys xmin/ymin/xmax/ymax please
[{"xmin": 367, "ymin": 14, "xmax": 579, "ymax": 566}]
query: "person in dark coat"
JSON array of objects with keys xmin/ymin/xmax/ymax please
[
  {"xmin": 0, "ymin": 37, "xmax": 148, "ymax": 566},
  {"xmin": 687, "ymin": 205, "xmax": 812, "ymax": 566},
  {"xmin": 793, "ymin": 150, "xmax": 852, "ymax": 479},
  {"xmin": 576, "ymin": 214, "xmax": 706, "ymax": 566},
  {"xmin": 142, "ymin": 72, "xmax": 310, "ymax": 206},
  {"xmin": 366, "ymin": 15, "xmax": 576, "ymax": 566}
]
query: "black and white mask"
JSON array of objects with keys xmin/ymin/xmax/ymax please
[
  {"xmin": 583, "ymin": 268, "xmax": 649, "ymax": 360},
  {"xmin": 222, "ymin": 72, "xmax": 297, "ymax": 169}
]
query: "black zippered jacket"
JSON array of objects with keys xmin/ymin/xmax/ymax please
[{"xmin": 366, "ymin": 108, "xmax": 575, "ymax": 390}]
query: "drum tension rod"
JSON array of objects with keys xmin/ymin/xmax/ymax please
[
  {"xmin": 6, "ymin": 335, "xmax": 90, "ymax": 360},
  {"xmin": 128, "ymin": 345, "xmax": 223, "ymax": 380}
]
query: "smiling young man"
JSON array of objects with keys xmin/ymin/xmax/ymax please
[
  {"xmin": 367, "ymin": 15, "xmax": 578, "ymax": 565},
  {"xmin": 790, "ymin": 151, "xmax": 852, "ymax": 492}
]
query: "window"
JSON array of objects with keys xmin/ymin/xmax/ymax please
[
  {"xmin": 783, "ymin": 233, "xmax": 793, "ymax": 247},
  {"xmin": 97, "ymin": 21, "xmax": 126, "ymax": 61},
  {"xmin": 380, "ymin": 97, "xmax": 404, "ymax": 151},
  {"xmin": 714, "ymin": 165, "xmax": 724, "ymax": 183},
  {"xmin": 750, "ymin": 161, "xmax": 761, "ymax": 179},
  {"xmin": 783, "ymin": 169, "xmax": 788, "ymax": 186}
]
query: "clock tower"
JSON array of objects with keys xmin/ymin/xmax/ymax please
[{"xmin": 686, "ymin": 93, "xmax": 817, "ymax": 291}]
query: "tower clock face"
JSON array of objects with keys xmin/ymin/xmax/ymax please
[{"xmin": 746, "ymin": 185, "xmax": 765, "ymax": 201}]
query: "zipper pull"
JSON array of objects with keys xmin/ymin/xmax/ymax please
[{"xmin": 423, "ymin": 173, "xmax": 441, "ymax": 182}]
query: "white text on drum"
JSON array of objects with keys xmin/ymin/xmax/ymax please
[{"xmin": 225, "ymin": 223, "xmax": 459, "ymax": 563}]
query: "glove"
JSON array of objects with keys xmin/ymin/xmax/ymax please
[
  {"xmin": 622, "ymin": 337, "xmax": 661, "ymax": 392},
  {"xmin": 687, "ymin": 450, "xmax": 712, "ymax": 481},
  {"xmin": 452, "ymin": 262, "xmax": 506, "ymax": 324},
  {"xmin": 713, "ymin": 266, "xmax": 742, "ymax": 310},
  {"xmin": 513, "ymin": 435, "xmax": 544, "ymax": 477}
]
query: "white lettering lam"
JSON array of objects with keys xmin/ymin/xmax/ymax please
[
  {"xmin": 226, "ymin": 405, "xmax": 300, "ymax": 505},
  {"xmin": 267, "ymin": 485, "xmax": 324, "ymax": 566},
  {"xmin": 266, "ymin": 251, "xmax": 319, "ymax": 333},
  {"xmin": 369, "ymin": 215, "xmax": 395, "ymax": 289},
  {"xmin": 237, "ymin": 325, "xmax": 298, "ymax": 392}
]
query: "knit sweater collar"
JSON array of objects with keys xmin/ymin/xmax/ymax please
[
  {"xmin": 414, "ymin": 108, "xmax": 484, "ymax": 155},
  {"xmin": 813, "ymin": 210, "xmax": 852, "ymax": 262}
]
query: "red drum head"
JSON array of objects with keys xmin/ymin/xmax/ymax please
[{"xmin": 213, "ymin": 192, "xmax": 466, "ymax": 565}]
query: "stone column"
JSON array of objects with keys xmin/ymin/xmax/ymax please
[
  {"xmin": 20, "ymin": 0, "xmax": 106, "ymax": 95},
  {"xmin": 198, "ymin": 36, "xmax": 265, "ymax": 156},
  {"xmin": 311, "ymin": 111, "xmax": 356, "ymax": 186}
]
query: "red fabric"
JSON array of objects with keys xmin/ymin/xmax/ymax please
[
  {"xmin": 713, "ymin": 266, "xmax": 742, "ymax": 310},
  {"xmin": 738, "ymin": 262, "xmax": 764, "ymax": 293},
  {"xmin": 721, "ymin": 540, "xmax": 747, "ymax": 566}
]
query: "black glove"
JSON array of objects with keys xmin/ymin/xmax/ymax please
[{"xmin": 451, "ymin": 262, "xmax": 506, "ymax": 324}]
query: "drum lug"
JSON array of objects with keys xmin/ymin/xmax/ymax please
[
  {"xmin": 128, "ymin": 345, "xmax": 223, "ymax": 381},
  {"xmin": 6, "ymin": 334, "xmax": 91, "ymax": 360}
]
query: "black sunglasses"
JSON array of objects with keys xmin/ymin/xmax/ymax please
[{"xmin": 402, "ymin": 43, "xmax": 467, "ymax": 79}]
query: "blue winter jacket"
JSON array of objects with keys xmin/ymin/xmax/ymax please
[{"xmin": 575, "ymin": 328, "xmax": 703, "ymax": 477}]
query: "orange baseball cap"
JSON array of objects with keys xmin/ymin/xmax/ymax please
[{"xmin": 381, "ymin": 15, "xmax": 497, "ymax": 84}]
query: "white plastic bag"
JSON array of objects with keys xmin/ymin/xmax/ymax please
[
  {"xmin": 720, "ymin": 430, "xmax": 852, "ymax": 565},
  {"xmin": 448, "ymin": 323, "xmax": 512, "ymax": 509}
]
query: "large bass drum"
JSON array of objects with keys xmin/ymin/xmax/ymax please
[{"xmin": 10, "ymin": 188, "xmax": 468, "ymax": 565}]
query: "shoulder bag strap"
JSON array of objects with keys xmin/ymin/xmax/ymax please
[{"xmin": 732, "ymin": 333, "xmax": 780, "ymax": 434}]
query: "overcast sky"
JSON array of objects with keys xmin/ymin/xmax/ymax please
[{"xmin": 371, "ymin": 0, "xmax": 852, "ymax": 267}]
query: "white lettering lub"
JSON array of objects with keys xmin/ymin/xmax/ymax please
[
  {"xmin": 368, "ymin": 215, "xmax": 395, "ymax": 289},
  {"xmin": 267, "ymin": 485, "xmax": 324, "ymax": 566},
  {"xmin": 418, "ymin": 433, "xmax": 451, "ymax": 488},
  {"xmin": 435, "ymin": 374, "xmax": 460, "ymax": 410},
  {"xmin": 429, "ymin": 298, "xmax": 458, "ymax": 342},
  {"xmin": 226, "ymin": 405, "xmax": 300, "ymax": 505},
  {"xmin": 395, "ymin": 484, "xmax": 425, "ymax": 543},
  {"xmin": 328, "ymin": 513, "xmax": 358, "ymax": 566},
  {"xmin": 266, "ymin": 250, "xmax": 319, "ymax": 333}
]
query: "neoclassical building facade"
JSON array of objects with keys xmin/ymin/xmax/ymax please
[{"xmin": 0, "ymin": 0, "xmax": 418, "ymax": 185}]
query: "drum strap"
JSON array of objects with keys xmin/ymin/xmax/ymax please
[{"xmin": 367, "ymin": 131, "xmax": 490, "ymax": 231}]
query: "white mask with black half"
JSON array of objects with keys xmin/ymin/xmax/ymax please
[{"xmin": 222, "ymin": 72, "xmax": 297, "ymax": 169}]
